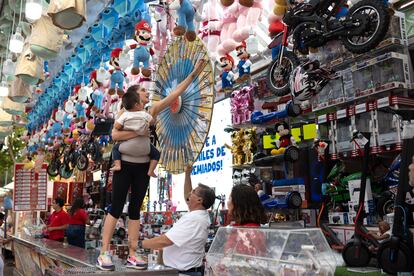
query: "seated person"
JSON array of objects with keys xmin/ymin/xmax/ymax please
[{"xmin": 111, "ymin": 90, "xmax": 160, "ymax": 177}]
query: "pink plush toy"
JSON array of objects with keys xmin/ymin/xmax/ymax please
[
  {"xmin": 232, "ymin": 0, "xmax": 263, "ymax": 43},
  {"xmin": 230, "ymin": 90, "xmax": 242, "ymax": 125},
  {"xmin": 217, "ymin": 1, "xmax": 239, "ymax": 56},
  {"xmin": 238, "ymin": 85, "xmax": 255, "ymax": 123},
  {"xmin": 218, "ymin": 0, "xmax": 263, "ymax": 56},
  {"xmin": 197, "ymin": 0, "xmax": 222, "ymax": 61},
  {"xmin": 152, "ymin": 3, "xmax": 174, "ymax": 59}
]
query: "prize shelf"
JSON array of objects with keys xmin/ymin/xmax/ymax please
[{"xmin": 328, "ymin": 37, "xmax": 407, "ymax": 71}]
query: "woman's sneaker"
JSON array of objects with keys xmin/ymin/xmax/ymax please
[
  {"xmin": 96, "ymin": 252, "xmax": 115, "ymax": 271},
  {"xmin": 126, "ymin": 255, "xmax": 148, "ymax": 270}
]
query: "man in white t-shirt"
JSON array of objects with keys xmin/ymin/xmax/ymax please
[{"xmin": 139, "ymin": 165, "xmax": 216, "ymax": 275}]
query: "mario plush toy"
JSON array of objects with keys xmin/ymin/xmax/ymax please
[
  {"xmin": 271, "ymin": 121, "xmax": 296, "ymax": 155},
  {"xmin": 236, "ymin": 41, "xmax": 252, "ymax": 83},
  {"xmin": 220, "ymin": 54, "xmax": 235, "ymax": 93},
  {"xmin": 109, "ymin": 48, "xmax": 127, "ymax": 96},
  {"xmin": 128, "ymin": 20, "xmax": 154, "ymax": 77}
]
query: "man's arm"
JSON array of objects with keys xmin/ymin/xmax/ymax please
[
  {"xmin": 141, "ymin": 234, "xmax": 173, "ymax": 249},
  {"xmin": 47, "ymin": 224, "xmax": 68, "ymax": 231},
  {"xmin": 184, "ymin": 165, "xmax": 193, "ymax": 202}
]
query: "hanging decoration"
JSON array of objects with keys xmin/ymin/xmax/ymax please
[
  {"xmin": 9, "ymin": 76, "xmax": 32, "ymax": 103},
  {"xmin": 153, "ymin": 36, "xmax": 214, "ymax": 174},
  {"xmin": 29, "ymin": 15, "xmax": 64, "ymax": 59},
  {"xmin": 15, "ymin": 44, "xmax": 44, "ymax": 85},
  {"xmin": 25, "ymin": 0, "xmax": 44, "ymax": 22},
  {"xmin": 47, "ymin": 0, "xmax": 86, "ymax": 30}
]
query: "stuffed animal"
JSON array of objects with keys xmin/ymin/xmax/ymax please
[
  {"xmin": 232, "ymin": 0, "xmax": 263, "ymax": 43},
  {"xmin": 62, "ymin": 112, "xmax": 73, "ymax": 134},
  {"xmin": 128, "ymin": 20, "xmax": 154, "ymax": 77},
  {"xmin": 170, "ymin": 0, "xmax": 197, "ymax": 41},
  {"xmin": 108, "ymin": 48, "xmax": 127, "ymax": 96},
  {"xmin": 152, "ymin": 4, "xmax": 175, "ymax": 59},
  {"xmin": 243, "ymin": 127, "xmax": 256, "ymax": 164},
  {"xmin": 235, "ymin": 41, "xmax": 252, "ymax": 82},
  {"xmin": 218, "ymin": 0, "xmax": 263, "ymax": 55},
  {"xmin": 219, "ymin": 54, "xmax": 235, "ymax": 93},
  {"xmin": 230, "ymin": 90, "xmax": 242, "ymax": 124},
  {"xmin": 217, "ymin": 1, "xmax": 239, "ymax": 56},
  {"xmin": 90, "ymin": 71, "xmax": 105, "ymax": 113},
  {"xmin": 74, "ymin": 99, "xmax": 87, "ymax": 123},
  {"xmin": 238, "ymin": 85, "xmax": 254, "ymax": 123},
  {"xmin": 225, "ymin": 129, "xmax": 244, "ymax": 165},
  {"xmin": 271, "ymin": 121, "xmax": 296, "ymax": 155},
  {"xmin": 197, "ymin": 0, "xmax": 222, "ymax": 61},
  {"xmin": 269, "ymin": 0, "xmax": 287, "ymax": 58}
]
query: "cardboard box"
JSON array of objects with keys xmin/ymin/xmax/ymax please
[{"xmin": 328, "ymin": 212, "xmax": 349, "ymax": 225}]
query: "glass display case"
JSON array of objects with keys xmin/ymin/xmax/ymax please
[{"xmin": 206, "ymin": 227, "xmax": 337, "ymax": 276}]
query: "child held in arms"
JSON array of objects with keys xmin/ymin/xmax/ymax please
[{"xmin": 111, "ymin": 90, "xmax": 160, "ymax": 177}]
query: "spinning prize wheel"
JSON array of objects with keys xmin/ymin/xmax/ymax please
[{"xmin": 153, "ymin": 37, "xmax": 215, "ymax": 174}]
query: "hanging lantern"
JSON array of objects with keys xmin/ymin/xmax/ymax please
[
  {"xmin": 30, "ymin": 15, "xmax": 64, "ymax": 59},
  {"xmin": 0, "ymin": 109, "xmax": 13, "ymax": 126},
  {"xmin": 246, "ymin": 28, "xmax": 259, "ymax": 55},
  {"xmin": 9, "ymin": 76, "xmax": 31, "ymax": 103},
  {"xmin": 96, "ymin": 63, "xmax": 110, "ymax": 83},
  {"xmin": 47, "ymin": 0, "xmax": 86, "ymax": 30},
  {"xmin": 9, "ymin": 27, "xmax": 25, "ymax": 54},
  {"xmin": 2, "ymin": 54, "xmax": 16, "ymax": 77},
  {"xmin": 0, "ymin": 81, "xmax": 9, "ymax": 97},
  {"xmin": 25, "ymin": 0, "xmax": 43, "ymax": 22},
  {"xmin": 119, "ymin": 50, "xmax": 131, "ymax": 70},
  {"xmin": 2, "ymin": 97, "xmax": 24, "ymax": 115}
]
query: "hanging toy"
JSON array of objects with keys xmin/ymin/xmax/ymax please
[
  {"xmin": 197, "ymin": 0, "xmax": 222, "ymax": 61},
  {"xmin": 108, "ymin": 48, "xmax": 127, "ymax": 96},
  {"xmin": 235, "ymin": 41, "xmax": 252, "ymax": 83},
  {"xmin": 271, "ymin": 121, "xmax": 297, "ymax": 155},
  {"xmin": 89, "ymin": 70, "xmax": 105, "ymax": 114},
  {"xmin": 73, "ymin": 86, "xmax": 87, "ymax": 123},
  {"xmin": 62, "ymin": 111, "xmax": 73, "ymax": 134},
  {"xmin": 219, "ymin": 54, "xmax": 235, "ymax": 93},
  {"xmin": 170, "ymin": 0, "xmax": 197, "ymax": 41},
  {"xmin": 127, "ymin": 20, "xmax": 154, "ymax": 77}
]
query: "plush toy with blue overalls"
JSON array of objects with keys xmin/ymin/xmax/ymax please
[
  {"xmin": 128, "ymin": 20, "xmax": 154, "ymax": 77},
  {"xmin": 235, "ymin": 41, "xmax": 252, "ymax": 83},
  {"xmin": 219, "ymin": 54, "xmax": 235, "ymax": 93},
  {"xmin": 109, "ymin": 48, "xmax": 127, "ymax": 96},
  {"xmin": 170, "ymin": 0, "xmax": 197, "ymax": 41},
  {"xmin": 89, "ymin": 70, "xmax": 105, "ymax": 113}
]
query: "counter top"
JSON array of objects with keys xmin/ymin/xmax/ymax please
[
  {"xmin": 12, "ymin": 233, "xmax": 97, "ymax": 267},
  {"xmin": 13, "ymin": 234, "xmax": 178, "ymax": 275}
]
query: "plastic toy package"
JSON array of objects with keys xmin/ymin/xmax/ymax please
[{"xmin": 206, "ymin": 227, "xmax": 337, "ymax": 276}]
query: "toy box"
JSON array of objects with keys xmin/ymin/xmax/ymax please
[
  {"xmin": 206, "ymin": 228, "xmax": 337, "ymax": 275},
  {"xmin": 335, "ymin": 110, "xmax": 353, "ymax": 154},
  {"xmin": 375, "ymin": 110, "xmax": 400, "ymax": 146},
  {"xmin": 328, "ymin": 212, "xmax": 349, "ymax": 225},
  {"xmin": 348, "ymin": 178, "xmax": 373, "ymax": 203}
]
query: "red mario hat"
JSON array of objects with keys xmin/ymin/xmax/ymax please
[
  {"xmin": 110, "ymin": 48, "xmax": 123, "ymax": 58},
  {"xmin": 73, "ymin": 84, "xmax": 81, "ymax": 94},
  {"xmin": 220, "ymin": 54, "xmax": 234, "ymax": 65},
  {"xmin": 135, "ymin": 20, "xmax": 152, "ymax": 33},
  {"xmin": 236, "ymin": 41, "xmax": 247, "ymax": 50},
  {"xmin": 90, "ymin": 70, "xmax": 97, "ymax": 82}
]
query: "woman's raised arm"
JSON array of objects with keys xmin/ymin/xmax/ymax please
[{"xmin": 149, "ymin": 59, "xmax": 207, "ymax": 117}]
